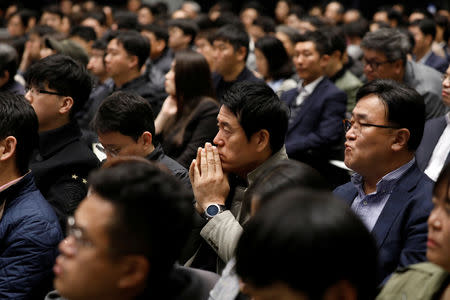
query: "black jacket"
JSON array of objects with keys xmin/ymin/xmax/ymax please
[{"xmin": 31, "ymin": 122, "xmax": 100, "ymax": 228}]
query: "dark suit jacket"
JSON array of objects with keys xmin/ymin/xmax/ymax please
[
  {"xmin": 333, "ymin": 163, "xmax": 433, "ymax": 284},
  {"xmin": 416, "ymin": 116, "xmax": 450, "ymax": 172},
  {"xmin": 424, "ymin": 52, "xmax": 449, "ymax": 74},
  {"xmin": 280, "ymin": 78, "xmax": 347, "ymax": 161}
]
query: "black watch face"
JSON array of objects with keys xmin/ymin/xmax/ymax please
[{"xmin": 206, "ymin": 205, "xmax": 220, "ymax": 216}]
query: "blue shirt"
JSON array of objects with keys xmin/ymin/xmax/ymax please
[{"xmin": 351, "ymin": 158, "xmax": 416, "ymax": 231}]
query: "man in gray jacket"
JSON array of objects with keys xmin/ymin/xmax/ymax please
[{"xmin": 187, "ymin": 81, "xmax": 289, "ymax": 272}]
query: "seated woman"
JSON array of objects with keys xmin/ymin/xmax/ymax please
[
  {"xmin": 155, "ymin": 49, "xmax": 219, "ymax": 168},
  {"xmin": 254, "ymin": 35, "xmax": 297, "ymax": 97},
  {"xmin": 376, "ymin": 163, "xmax": 450, "ymax": 299}
]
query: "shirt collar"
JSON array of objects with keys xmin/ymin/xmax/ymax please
[
  {"xmin": 418, "ymin": 50, "xmax": 432, "ymax": 64},
  {"xmin": 445, "ymin": 112, "xmax": 450, "ymax": 125},
  {"xmin": 297, "ymin": 76, "xmax": 324, "ymax": 95},
  {"xmin": 351, "ymin": 158, "xmax": 416, "ymax": 195}
]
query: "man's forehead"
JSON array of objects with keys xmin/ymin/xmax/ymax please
[
  {"xmin": 218, "ymin": 106, "xmax": 240, "ymax": 125},
  {"xmin": 363, "ymin": 48, "xmax": 387, "ymax": 60},
  {"xmin": 353, "ymin": 94, "xmax": 386, "ymax": 118},
  {"xmin": 295, "ymin": 41, "xmax": 317, "ymax": 52}
]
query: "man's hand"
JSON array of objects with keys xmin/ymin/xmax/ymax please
[{"xmin": 189, "ymin": 143, "xmax": 229, "ymax": 214}]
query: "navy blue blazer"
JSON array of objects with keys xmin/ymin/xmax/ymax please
[
  {"xmin": 424, "ymin": 52, "xmax": 449, "ymax": 74},
  {"xmin": 416, "ymin": 116, "xmax": 450, "ymax": 172},
  {"xmin": 280, "ymin": 78, "xmax": 347, "ymax": 160},
  {"xmin": 333, "ymin": 163, "xmax": 433, "ymax": 284}
]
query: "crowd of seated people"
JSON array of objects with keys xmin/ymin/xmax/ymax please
[{"xmin": 0, "ymin": 0, "xmax": 449, "ymax": 299}]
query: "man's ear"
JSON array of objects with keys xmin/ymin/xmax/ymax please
[
  {"xmin": 117, "ymin": 255, "xmax": 149, "ymax": 290},
  {"xmin": 392, "ymin": 59, "xmax": 404, "ymax": 76},
  {"xmin": 251, "ymin": 129, "xmax": 270, "ymax": 152},
  {"xmin": 59, "ymin": 96, "xmax": 74, "ymax": 115},
  {"xmin": 391, "ymin": 128, "xmax": 410, "ymax": 151},
  {"xmin": 0, "ymin": 136, "xmax": 17, "ymax": 162},
  {"xmin": 128, "ymin": 55, "xmax": 139, "ymax": 70},
  {"xmin": 140, "ymin": 131, "xmax": 153, "ymax": 146},
  {"xmin": 235, "ymin": 46, "xmax": 247, "ymax": 62}
]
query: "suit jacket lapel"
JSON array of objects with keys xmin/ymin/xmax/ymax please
[
  {"xmin": 420, "ymin": 117, "xmax": 447, "ymax": 168},
  {"xmin": 371, "ymin": 165, "xmax": 420, "ymax": 250},
  {"xmin": 287, "ymin": 78, "xmax": 326, "ymax": 133}
]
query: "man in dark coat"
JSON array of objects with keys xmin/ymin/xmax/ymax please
[
  {"xmin": 0, "ymin": 92, "xmax": 63, "ymax": 299},
  {"xmin": 25, "ymin": 54, "xmax": 100, "ymax": 229}
]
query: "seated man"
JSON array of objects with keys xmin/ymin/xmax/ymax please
[
  {"xmin": 168, "ymin": 19, "xmax": 198, "ymax": 52},
  {"xmin": 188, "ymin": 81, "xmax": 289, "ymax": 272},
  {"xmin": 25, "ymin": 54, "xmax": 100, "ymax": 228},
  {"xmin": 334, "ymin": 79, "xmax": 434, "ymax": 284},
  {"xmin": 105, "ymin": 30, "xmax": 167, "ymax": 115},
  {"xmin": 409, "ymin": 18, "xmax": 449, "ymax": 74},
  {"xmin": 376, "ymin": 162, "xmax": 450, "ymax": 299},
  {"xmin": 280, "ymin": 30, "xmax": 347, "ymax": 185},
  {"xmin": 0, "ymin": 92, "xmax": 63, "ymax": 299},
  {"xmin": 140, "ymin": 24, "xmax": 173, "ymax": 75},
  {"xmin": 361, "ymin": 28, "xmax": 448, "ymax": 120},
  {"xmin": 236, "ymin": 188, "xmax": 378, "ymax": 300},
  {"xmin": 211, "ymin": 24, "xmax": 262, "ymax": 101},
  {"xmin": 91, "ymin": 91, "xmax": 190, "ymax": 187},
  {"xmin": 416, "ymin": 65, "xmax": 450, "ymax": 181},
  {"xmin": 51, "ymin": 158, "xmax": 217, "ymax": 300}
]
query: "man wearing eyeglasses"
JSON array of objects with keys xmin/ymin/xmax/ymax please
[
  {"xmin": 0, "ymin": 92, "xmax": 63, "ymax": 299},
  {"xmin": 334, "ymin": 79, "xmax": 434, "ymax": 285},
  {"xmin": 360, "ymin": 28, "xmax": 447, "ymax": 120},
  {"xmin": 24, "ymin": 54, "xmax": 100, "ymax": 230}
]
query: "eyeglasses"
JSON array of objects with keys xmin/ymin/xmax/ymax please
[
  {"xmin": 95, "ymin": 143, "xmax": 120, "ymax": 157},
  {"xmin": 66, "ymin": 216, "xmax": 94, "ymax": 249},
  {"xmin": 25, "ymin": 87, "xmax": 65, "ymax": 96},
  {"xmin": 362, "ymin": 58, "xmax": 392, "ymax": 70},
  {"xmin": 343, "ymin": 119, "xmax": 401, "ymax": 134}
]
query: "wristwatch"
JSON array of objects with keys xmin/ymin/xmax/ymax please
[{"xmin": 203, "ymin": 204, "xmax": 226, "ymax": 221}]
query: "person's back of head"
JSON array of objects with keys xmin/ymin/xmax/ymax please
[
  {"xmin": 113, "ymin": 10, "xmax": 139, "ymax": 31},
  {"xmin": 236, "ymin": 188, "xmax": 378, "ymax": 300},
  {"xmin": 25, "ymin": 54, "xmax": 92, "ymax": 119},
  {"xmin": 221, "ymin": 81, "xmax": 288, "ymax": 153},
  {"xmin": 255, "ymin": 35, "xmax": 293, "ymax": 80},
  {"xmin": 0, "ymin": 44, "xmax": 19, "ymax": 87},
  {"xmin": 70, "ymin": 25, "xmax": 97, "ymax": 43},
  {"xmin": 325, "ymin": 27, "xmax": 347, "ymax": 55},
  {"xmin": 0, "ymin": 92, "xmax": 38, "ymax": 175},
  {"xmin": 114, "ymin": 30, "xmax": 150, "ymax": 69},
  {"xmin": 356, "ymin": 79, "xmax": 425, "ymax": 151},
  {"xmin": 91, "ymin": 91, "xmax": 155, "ymax": 141}
]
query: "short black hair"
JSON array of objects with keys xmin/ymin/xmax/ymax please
[
  {"xmin": 25, "ymin": 54, "xmax": 93, "ymax": 118},
  {"xmin": 89, "ymin": 158, "xmax": 193, "ymax": 284},
  {"xmin": 410, "ymin": 18, "xmax": 437, "ymax": 40},
  {"xmin": 168, "ymin": 19, "xmax": 199, "ymax": 46},
  {"xmin": 0, "ymin": 92, "xmax": 38, "ymax": 175},
  {"xmin": 140, "ymin": 24, "xmax": 169, "ymax": 44},
  {"xmin": 28, "ymin": 24, "xmax": 57, "ymax": 38},
  {"xmin": 213, "ymin": 24, "xmax": 250, "ymax": 60},
  {"xmin": 70, "ymin": 25, "xmax": 97, "ymax": 42},
  {"xmin": 324, "ymin": 27, "xmax": 346, "ymax": 55},
  {"xmin": 221, "ymin": 81, "xmax": 288, "ymax": 153},
  {"xmin": 91, "ymin": 91, "xmax": 155, "ymax": 141},
  {"xmin": 296, "ymin": 30, "xmax": 332, "ymax": 56},
  {"xmin": 236, "ymin": 188, "xmax": 378, "ymax": 300},
  {"xmin": 356, "ymin": 79, "xmax": 425, "ymax": 151},
  {"xmin": 8, "ymin": 9, "xmax": 37, "ymax": 28},
  {"xmin": 252, "ymin": 16, "xmax": 276, "ymax": 34},
  {"xmin": 0, "ymin": 44, "xmax": 19, "ymax": 84},
  {"xmin": 41, "ymin": 5, "xmax": 63, "ymax": 20},
  {"xmin": 82, "ymin": 11, "xmax": 107, "ymax": 27},
  {"xmin": 113, "ymin": 10, "xmax": 138, "ymax": 30},
  {"xmin": 113, "ymin": 30, "xmax": 150, "ymax": 69},
  {"xmin": 342, "ymin": 19, "xmax": 369, "ymax": 39}
]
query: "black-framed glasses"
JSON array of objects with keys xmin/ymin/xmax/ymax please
[
  {"xmin": 343, "ymin": 119, "xmax": 401, "ymax": 133},
  {"xmin": 95, "ymin": 143, "xmax": 120, "ymax": 157},
  {"xmin": 362, "ymin": 58, "xmax": 392, "ymax": 70},
  {"xmin": 25, "ymin": 87, "xmax": 65, "ymax": 96}
]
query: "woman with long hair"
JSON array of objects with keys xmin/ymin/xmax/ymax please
[
  {"xmin": 254, "ymin": 35, "xmax": 297, "ymax": 97},
  {"xmin": 155, "ymin": 49, "xmax": 219, "ymax": 168}
]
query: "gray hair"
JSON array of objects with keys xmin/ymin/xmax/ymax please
[{"xmin": 361, "ymin": 28, "xmax": 411, "ymax": 65}]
